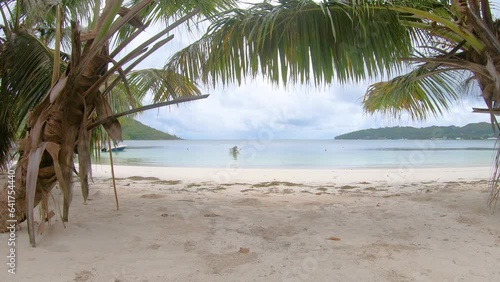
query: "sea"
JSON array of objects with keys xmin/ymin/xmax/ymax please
[{"xmin": 93, "ymin": 139, "xmax": 499, "ymax": 169}]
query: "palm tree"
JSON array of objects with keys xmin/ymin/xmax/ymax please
[
  {"xmin": 0, "ymin": 0, "xmax": 235, "ymax": 246},
  {"xmin": 166, "ymin": 0, "xmax": 500, "ymax": 203}
]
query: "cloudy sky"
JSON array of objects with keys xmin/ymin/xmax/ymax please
[{"xmin": 132, "ymin": 1, "xmax": 496, "ymax": 140}]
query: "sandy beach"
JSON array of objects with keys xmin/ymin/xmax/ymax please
[{"xmin": 1, "ymin": 165, "xmax": 500, "ymax": 281}]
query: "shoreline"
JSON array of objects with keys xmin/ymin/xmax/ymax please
[{"xmin": 91, "ymin": 164, "xmax": 492, "ymax": 184}]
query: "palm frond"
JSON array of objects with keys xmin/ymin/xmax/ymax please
[
  {"xmin": 166, "ymin": 0, "xmax": 414, "ymax": 87},
  {"xmin": 102, "ymin": 68, "xmax": 202, "ymax": 118},
  {"xmin": 114, "ymin": 0, "xmax": 237, "ymax": 45},
  {"xmin": 0, "ymin": 93, "xmax": 15, "ymax": 170},
  {"xmin": 127, "ymin": 68, "xmax": 201, "ymax": 103},
  {"xmin": 15, "ymin": 0, "xmax": 96, "ymax": 27},
  {"xmin": 0, "ymin": 32, "xmax": 65, "ymax": 168},
  {"xmin": 363, "ymin": 65, "xmax": 468, "ymax": 120},
  {"xmin": 140, "ymin": 0, "xmax": 236, "ymax": 21}
]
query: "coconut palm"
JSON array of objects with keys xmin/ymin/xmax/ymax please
[
  {"xmin": 166, "ymin": 0, "xmax": 500, "ymax": 203},
  {"xmin": 0, "ymin": 0, "xmax": 235, "ymax": 246}
]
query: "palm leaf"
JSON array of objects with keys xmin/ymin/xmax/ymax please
[
  {"xmin": 25, "ymin": 142, "xmax": 48, "ymax": 247},
  {"xmin": 114, "ymin": 0, "xmax": 237, "ymax": 45},
  {"xmin": 15, "ymin": 0, "xmax": 96, "ymax": 28},
  {"xmin": 363, "ymin": 65, "xmax": 467, "ymax": 120},
  {"xmin": 0, "ymin": 31, "xmax": 65, "ymax": 168},
  {"xmin": 127, "ymin": 69, "xmax": 202, "ymax": 103},
  {"xmin": 166, "ymin": 0, "xmax": 415, "ymax": 87}
]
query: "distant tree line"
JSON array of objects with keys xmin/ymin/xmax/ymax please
[{"xmin": 335, "ymin": 123, "xmax": 497, "ymax": 140}]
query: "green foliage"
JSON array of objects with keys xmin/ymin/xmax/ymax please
[
  {"xmin": 127, "ymin": 69, "xmax": 201, "ymax": 103},
  {"xmin": 119, "ymin": 117, "xmax": 180, "ymax": 140},
  {"xmin": 335, "ymin": 122, "xmax": 498, "ymax": 140},
  {"xmin": 167, "ymin": 0, "xmax": 414, "ymax": 86},
  {"xmin": 363, "ymin": 66, "xmax": 467, "ymax": 120},
  {"xmin": 0, "ymin": 32, "xmax": 60, "ymax": 169}
]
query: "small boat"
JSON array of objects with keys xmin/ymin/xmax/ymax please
[{"xmin": 101, "ymin": 144, "xmax": 128, "ymax": 152}]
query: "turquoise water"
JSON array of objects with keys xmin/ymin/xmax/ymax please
[{"xmin": 93, "ymin": 139, "xmax": 498, "ymax": 169}]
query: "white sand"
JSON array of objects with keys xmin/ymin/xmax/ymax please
[{"xmin": 1, "ymin": 165, "xmax": 500, "ymax": 281}]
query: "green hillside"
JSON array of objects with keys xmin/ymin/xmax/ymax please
[
  {"xmin": 335, "ymin": 122, "xmax": 497, "ymax": 140},
  {"xmin": 119, "ymin": 117, "xmax": 181, "ymax": 140}
]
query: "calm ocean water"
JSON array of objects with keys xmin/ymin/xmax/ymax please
[{"xmin": 93, "ymin": 139, "xmax": 498, "ymax": 169}]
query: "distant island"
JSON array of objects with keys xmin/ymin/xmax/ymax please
[
  {"xmin": 335, "ymin": 122, "xmax": 498, "ymax": 140},
  {"xmin": 119, "ymin": 117, "xmax": 181, "ymax": 140}
]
